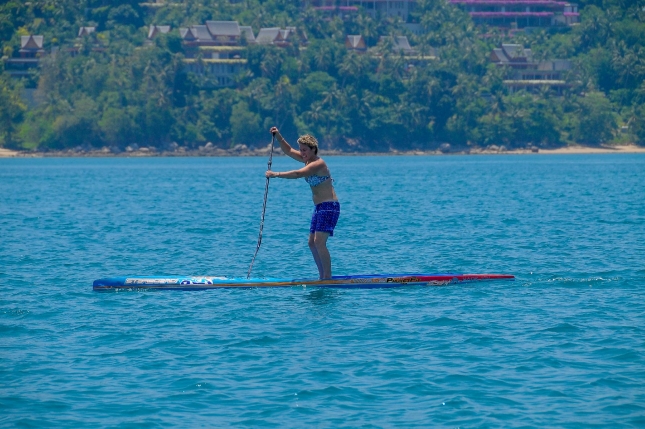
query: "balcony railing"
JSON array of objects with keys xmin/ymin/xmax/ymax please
[
  {"xmin": 470, "ymin": 11, "xmax": 554, "ymax": 16},
  {"xmin": 450, "ymin": 0, "xmax": 569, "ymax": 5}
]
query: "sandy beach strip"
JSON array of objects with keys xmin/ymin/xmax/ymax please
[
  {"xmin": 0, "ymin": 148, "xmax": 21, "ymax": 157},
  {"xmin": 532, "ymin": 144, "xmax": 645, "ymax": 155}
]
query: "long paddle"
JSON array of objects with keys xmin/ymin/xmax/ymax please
[{"xmin": 247, "ymin": 133, "xmax": 276, "ymax": 279}]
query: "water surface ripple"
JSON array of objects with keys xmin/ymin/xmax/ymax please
[{"xmin": 1, "ymin": 155, "xmax": 644, "ymax": 427}]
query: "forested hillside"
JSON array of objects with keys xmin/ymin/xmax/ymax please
[{"xmin": 1, "ymin": 0, "xmax": 644, "ymax": 152}]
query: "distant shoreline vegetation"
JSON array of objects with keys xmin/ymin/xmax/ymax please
[
  {"xmin": 1, "ymin": 0, "xmax": 644, "ymax": 153},
  {"xmin": 4, "ymin": 143, "xmax": 645, "ymax": 158}
]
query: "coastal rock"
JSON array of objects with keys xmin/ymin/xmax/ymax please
[
  {"xmin": 199, "ymin": 143, "xmax": 215, "ymax": 153},
  {"xmin": 229, "ymin": 144, "xmax": 251, "ymax": 155},
  {"xmin": 439, "ymin": 143, "xmax": 451, "ymax": 153},
  {"xmin": 255, "ymin": 143, "xmax": 273, "ymax": 155},
  {"xmin": 231, "ymin": 144, "xmax": 248, "ymax": 151}
]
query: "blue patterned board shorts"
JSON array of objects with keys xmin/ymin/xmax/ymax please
[{"xmin": 310, "ymin": 201, "xmax": 340, "ymax": 236}]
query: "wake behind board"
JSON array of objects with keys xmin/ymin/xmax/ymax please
[{"xmin": 93, "ymin": 273, "xmax": 514, "ymax": 291}]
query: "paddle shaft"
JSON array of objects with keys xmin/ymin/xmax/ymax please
[{"xmin": 247, "ymin": 134, "xmax": 276, "ymax": 279}]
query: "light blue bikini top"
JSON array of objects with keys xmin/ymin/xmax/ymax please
[{"xmin": 305, "ymin": 175, "xmax": 330, "ymax": 187}]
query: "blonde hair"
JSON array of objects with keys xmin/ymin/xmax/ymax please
[{"xmin": 297, "ymin": 134, "xmax": 319, "ymax": 154}]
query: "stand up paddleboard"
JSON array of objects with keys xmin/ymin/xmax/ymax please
[{"xmin": 93, "ymin": 273, "xmax": 514, "ymax": 291}]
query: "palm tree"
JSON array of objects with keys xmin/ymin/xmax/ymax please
[
  {"xmin": 312, "ymin": 42, "xmax": 334, "ymax": 72},
  {"xmin": 357, "ymin": 13, "xmax": 378, "ymax": 46},
  {"xmin": 338, "ymin": 52, "xmax": 360, "ymax": 85},
  {"xmin": 272, "ymin": 77, "xmax": 295, "ymax": 129},
  {"xmin": 260, "ymin": 50, "xmax": 283, "ymax": 81}
]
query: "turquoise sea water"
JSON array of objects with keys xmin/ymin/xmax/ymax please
[{"xmin": 1, "ymin": 154, "xmax": 644, "ymax": 427}]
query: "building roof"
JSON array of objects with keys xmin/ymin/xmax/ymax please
[
  {"xmin": 179, "ymin": 27, "xmax": 196, "ymax": 40},
  {"xmin": 239, "ymin": 26, "xmax": 255, "ymax": 42},
  {"xmin": 191, "ymin": 25, "xmax": 213, "ymax": 41},
  {"xmin": 21, "ymin": 35, "xmax": 44, "ymax": 50},
  {"xmin": 346, "ymin": 35, "xmax": 366, "ymax": 49},
  {"xmin": 279, "ymin": 27, "xmax": 302, "ymax": 41},
  {"xmin": 492, "ymin": 44, "xmax": 571, "ymax": 73},
  {"xmin": 148, "ymin": 25, "xmax": 171, "ymax": 39},
  {"xmin": 256, "ymin": 28, "xmax": 282, "ymax": 45},
  {"xmin": 394, "ymin": 36, "xmax": 412, "ymax": 51},
  {"xmin": 78, "ymin": 27, "xmax": 96, "ymax": 37},
  {"xmin": 502, "ymin": 43, "xmax": 533, "ymax": 62},
  {"xmin": 379, "ymin": 36, "xmax": 415, "ymax": 54},
  {"xmin": 494, "ymin": 44, "xmax": 533, "ymax": 62},
  {"xmin": 491, "ymin": 48, "xmax": 508, "ymax": 63},
  {"xmin": 285, "ymin": 26, "xmax": 307, "ymax": 42},
  {"xmin": 206, "ymin": 21, "xmax": 241, "ymax": 37}
]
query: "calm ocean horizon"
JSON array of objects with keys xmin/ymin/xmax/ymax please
[{"xmin": 1, "ymin": 154, "xmax": 644, "ymax": 427}]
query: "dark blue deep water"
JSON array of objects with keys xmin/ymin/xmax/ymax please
[{"xmin": 1, "ymin": 155, "xmax": 644, "ymax": 428}]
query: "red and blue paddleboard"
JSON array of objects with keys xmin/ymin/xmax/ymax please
[{"xmin": 93, "ymin": 273, "xmax": 515, "ymax": 291}]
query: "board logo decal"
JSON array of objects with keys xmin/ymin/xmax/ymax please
[
  {"xmin": 126, "ymin": 278, "xmax": 179, "ymax": 285},
  {"xmin": 386, "ymin": 277, "xmax": 420, "ymax": 284}
]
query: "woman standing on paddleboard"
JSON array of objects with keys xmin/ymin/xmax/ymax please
[{"xmin": 265, "ymin": 127, "xmax": 340, "ymax": 280}]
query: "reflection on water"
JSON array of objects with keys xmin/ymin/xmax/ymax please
[{"xmin": 301, "ymin": 287, "xmax": 344, "ymax": 305}]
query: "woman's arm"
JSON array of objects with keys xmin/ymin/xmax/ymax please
[
  {"xmin": 271, "ymin": 127, "xmax": 303, "ymax": 163},
  {"xmin": 266, "ymin": 159, "xmax": 322, "ymax": 179}
]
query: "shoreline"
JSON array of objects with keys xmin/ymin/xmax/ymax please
[{"xmin": 1, "ymin": 144, "xmax": 644, "ymax": 158}]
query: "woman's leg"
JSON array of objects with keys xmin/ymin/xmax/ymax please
[
  {"xmin": 308, "ymin": 233, "xmax": 324, "ymax": 279},
  {"xmin": 313, "ymin": 231, "xmax": 332, "ymax": 279}
]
